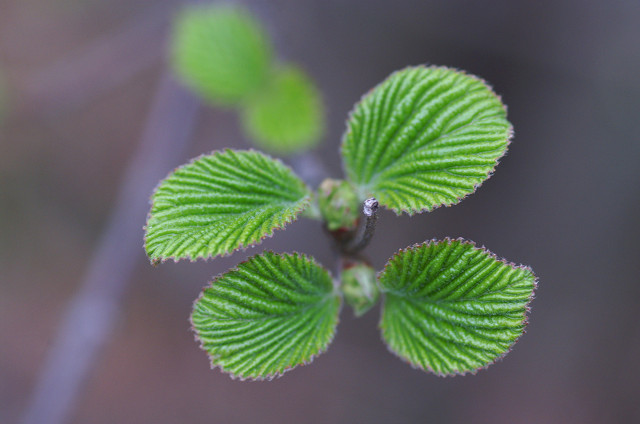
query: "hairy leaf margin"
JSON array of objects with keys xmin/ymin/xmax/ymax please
[
  {"xmin": 144, "ymin": 149, "xmax": 311, "ymax": 263},
  {"xmin": 378, "ymin": 238, "xmax": 537, "ymax": 376},
  {"xmin": 341, "ymin": 65, "xmax": 513, "ymax": 215},
  {"xmin": 190, "ymin": 251, "xmax": 341, "ymax": 380}
]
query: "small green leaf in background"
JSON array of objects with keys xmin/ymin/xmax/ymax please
[
  {"xmin": 378, "ymin": 239, "xmax": 536, "ymax": 376},
  {"xmin": 145, "ymin": 150, "xmax": 311, "ymax": 262},
  {"xmin": 342, "ymin": 66, "xmax": 512, "ymax": 214},
  {"xmin": 171, "ymin": 5, "xmax": 273, "ymax": 105},
  {"xmin": 241, "ymin": 65, "xmax": 324, "ymax": 154},
  {"xmin": 191, "ymin": 252, "xmax": 341, "ymax": 379}
]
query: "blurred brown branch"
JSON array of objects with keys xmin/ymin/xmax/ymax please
[{"xmin": 21, "ymin": 71, "xmax": 199, "ymax": 424}]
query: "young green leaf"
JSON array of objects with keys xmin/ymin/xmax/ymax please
[
  {"xmin": 342, "ymin": 66, "xmax": 512, "ymax": 214},
  {"xmin": 379, "ymin": 239, "xmax": 536, "ymax": 376},
  {"xmin": 171, "ymin": 5, "xmax": 273, "ymax": 105},
  {"xmin": 191, "ymin": 252, "xmax": 341, "ymax": 379},
  {"xmin": 241, "ymin": 65, "xmax": 324, "ymax": 154},
  {"xmin": 144, "ymin": 150, "xmax": 311, "ymax": 262}
]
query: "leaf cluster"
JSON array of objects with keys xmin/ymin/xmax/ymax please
[{"xmin": 145, "ymin": 6, "xmax": 537, "ymax": 380}]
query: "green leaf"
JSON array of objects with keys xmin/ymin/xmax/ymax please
[
  {"xmin": 342, "ymin": 66, "xmax": 512, "ymax": 214},
  {"xmin": 191, "ymin": 252, "xmax": 341, "ymax": 379},
  {"xmin": 171, "ymin": 5, "xmax": 273, "ymax": 105},
  {"xmin": 241, "ymin": 65, "xmax": 324, "ymax": 154},
  {"xmin": 144, "ymin": 150, "xmax": 311, "ymax": 262},
  {"xmin": 378, "ymin": 239, "xmax": 536, "ymax": 376}
]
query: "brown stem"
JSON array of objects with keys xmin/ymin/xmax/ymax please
[{"xmin": 342, "ymin": 197, "xmax": 379, "ymax": 255}]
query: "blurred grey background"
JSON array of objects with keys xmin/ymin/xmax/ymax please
[{"xmin": 1, "ymin": 0, "xmax": 639, "ymax": 423}]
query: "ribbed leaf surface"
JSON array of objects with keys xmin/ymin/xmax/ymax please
[
  {"xmin": 191, "ymin": 252, "xmax": 340, "ymax": 379},
  {"xmin": 145, "ymin": 150, "xmax": 311, "ymax": 262},
  {"xmin": 171, "ymin": 5, "xmax": 272, "ymax": 105},
  {"xmin": 242, "ymin": 65, "xmax": 324, "ymax": 154},
  {"xmin": 342, "ymin": 66, "xmax": 512, "ymax": 214},
  {"xmin": 379, "ymin": 239, "xmax": 536, "ymax": 375}
]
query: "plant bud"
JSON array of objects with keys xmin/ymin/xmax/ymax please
[{"xmin": 317, "ymin": 178, "xmax": 360, "ymax": 231}]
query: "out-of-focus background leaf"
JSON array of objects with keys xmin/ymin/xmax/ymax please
[{"xmin": 1, "ymin": 1, "xmax": 639, "ymax": 423}]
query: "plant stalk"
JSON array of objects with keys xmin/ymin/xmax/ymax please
[{"xmin": 343, "ymin": 197, "xmax": 379, "ymax": 254}]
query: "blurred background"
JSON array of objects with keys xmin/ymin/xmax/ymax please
[{"xmin": 1, "ymin": 0, "xmax": 639, "ymax": 423}]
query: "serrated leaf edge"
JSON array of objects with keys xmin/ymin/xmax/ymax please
[
  {"xmin": 143, "ymin": 149, "xmax": 312, "ymax": 264},
  {"xmin": 341, "ymin": 65, "xmax": 514, "ymax": 216},
  {"xmin": 377, "ymin": 237, "xmax": 537, "ymax": 377},
  {"xmin": 190, "ymin": 250, "xmax": 342, "ymax": 381}
]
